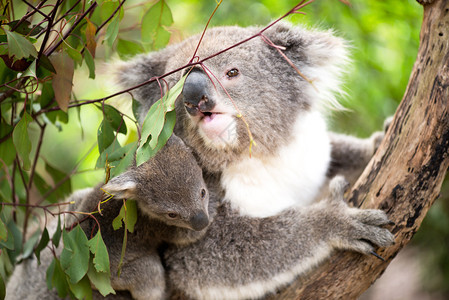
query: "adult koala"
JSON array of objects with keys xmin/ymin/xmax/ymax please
[{"xmin": 115, "ymin": 22, "xmax": 392, "ymax": 299}]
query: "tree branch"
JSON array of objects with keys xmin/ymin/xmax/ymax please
[{"xmin": 269, "ymin": 0, "xmax": 449, "ymax": 298}]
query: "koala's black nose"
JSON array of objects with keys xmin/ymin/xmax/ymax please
[
  {"xmin": 190, "ymin": 211, "xmax": 209, "ymax": 231},
  {"xmin": 183, "ymin": 70, "xmax": 215, "ymax": 116}
]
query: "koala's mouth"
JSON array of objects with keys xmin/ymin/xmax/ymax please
[{"xmin": 200, "ymin": 111, "xmax": 220, "ymax": 123}]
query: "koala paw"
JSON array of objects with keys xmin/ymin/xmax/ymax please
[{"xmin": 326, "ymin": 176, "xmax": 395, "ymax": 255}]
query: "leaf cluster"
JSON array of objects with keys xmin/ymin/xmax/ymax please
[{"xmin": 0, "ymin": 0, "xmax": 178, "ymax": 298}]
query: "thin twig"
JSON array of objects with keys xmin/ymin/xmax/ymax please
[
  {"xmin": 189, "ymin": 0, "xmax": 223, "ymax": 64},
  {"xmin": 27, "ymin": 123, "xmax": 47, "ymax": 191},
  {"xmin": 44, "ymin": 1, "xmax": 98, "ymax": 56},
  {"xmin": 10, "ymin": 0, "xmax": 49, "ymax": 32},
  {"xmin": 22, "ymin": 0, "xmax": 51, "ymax": 20}
]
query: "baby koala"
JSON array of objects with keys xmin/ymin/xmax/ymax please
[{"xmin": 71, "ymin": 134, "xmax": 212, "ymax": 300}]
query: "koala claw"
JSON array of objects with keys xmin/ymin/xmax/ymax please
[{"xmin": 370, "ymin": 251, "xmax": 386, "ymax": 262}]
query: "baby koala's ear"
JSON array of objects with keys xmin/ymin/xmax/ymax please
[{"xmin": 102, "ymin": 171, "xmax": 137, "ymax": 199}]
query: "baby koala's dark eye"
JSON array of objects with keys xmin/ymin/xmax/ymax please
[
  {"xmin": 201, "ymin": 188, "xmax": 207, "ymax": 199},
  {"xmin": 167, "ymin": 213, "xmax": 178, "ymax": 219},
  {"xmin": 226, "ymin": 68, "xmax": 239, "ymax": 78}
]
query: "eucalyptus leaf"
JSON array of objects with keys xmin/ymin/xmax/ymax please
[
  {"xmin": 141, "ymin": 0, "xmax": 173, "ymax": 50},
  {"xmin": 104, "ymin": 15, "xmax": 119, "ymax": 47},
  {"xmin": 84, "ymin": 49, "xmax": 95, "ymax": 79},
  {"xmin": 137, "ymin": 75, "xmax": 185, "ymax": 166},
  {"xmin": 87, "ymin": 231, "xmax": 110, "ymax": 273},
  {"xmin": 136, "ymin": 110, "xmax": 176, "ymax": 166},
  {"xmin": 5, "ymin": 29, "xmax": 38, "ymax": 59},
  {"xmin": 47, "ymin": 258, "xmax": 71, "ymax": 298},
  {"xmin": 87, "ymin": 259, "xmax": 115, "ymax": 296},
  {"xmin": 110, "ymin": 142, "xmax": 138, "ymax": 178},
  {"xmin": 12, "ymin": 112, "xmax": 33, "ymax": 170},
  {"xmin": 116, "ymin": 39, "xmax": 144, "ymax": 60},
  {"xmin": 0, "ymin": 124, "xmax": 15, "ymax": 165},
  {"xmin": 60, "ymin": 225, "xmax": 89, "ymax": 284},
  {"xmin": 0, "ymin": 218, "xmax": 7, "ymax": 243},
  {"xmin": 97, "ymin": 104, "xmax": 127, "ymax": 135},
  {"xmin": 97, "ymin": 120, "xmax": 116, "ymax": 154},
  {"xmin": 35, "ymin": 228, "xmax": 50, "ymax": 265},
  {"xmin": 68, "ymin": 274, "xmax": 92, "ymax": 300}
]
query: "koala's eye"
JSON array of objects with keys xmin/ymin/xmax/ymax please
[
  {"xmin": 201, "ymin": 188, "xmax": 207, "ymax": 199},
  {"xmin": 226, "ymin": 68, "xmax": 239, "ymax": 78},
  {"xmin": 167, "ymin": 213, "xmax": 178, "ymax": 219}
]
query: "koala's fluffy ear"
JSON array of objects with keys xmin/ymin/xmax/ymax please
[
  {"xmin": 102, "ymin": 171, "xmax": 137, "ymax": 200},
  {"xmin": 264, "ymin": 21, "xmax": 349, "ymax": 67},
  {"xmin": 264, "ymin": 22, "xmax": 349, "ymax": 110}
]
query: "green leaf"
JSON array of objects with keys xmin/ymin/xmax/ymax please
[
  {"xmin": 104, "ymin": 14, "xmax": 119, "ymax": 47},
  {"xmin": 84, "ymin": 48, "xmax": 95, "ymax": 79},
  {"xmin": 0, "ymin": 124, "xmax": 15, "ymax": 165},
  {"xmin": 112, "ymin": 200, "xmax": 137, "ymax": 233},
  {"xmin": 12, "ymin": 112, "xmax": 33, "ymax": 170},
  {"xmin": 116, "ymin": 39, "xmax": 144, "ymax": 60},
  {"xmin": 47, "ymin": 258, "xmax": 71, "ymax": 298},
  {"xmin": 141, "ymin": 0, "xmax": 173, "ymax": 50},
  {"xmin": 0, "ymin": 274, "xmax": 5, "ymax": 300},
  {"xmin": 113, "ymin": 200, "xmax": 137, "ymax": 277},
  {"xmin": 87, "ymin": 231, "xmax": 110, "ymax": 273},
  {"xmin": 22, "ymin": 60, "xmax": 37, "ymax": 80},
  {"xmin": 38, "ymin": 55, "xmax": 56, "ymax": 73},
  {"xmin": 52, "ymin": 216, "xmax": 62, "ymax": 249},
  {"xmin": 64, "ymin": 45, "xmax": 83, "ymax": 65},
  {"xmin": 87, "ymin": 259, "xmax": 115, "ymax": 296},
  {"xmin": 34, "ymin": 228, "xmax": 50, "ymax": 265},
  {"xmin": 96, "ymin": 139, "xmax": 121, "ymax": 169},
  {"xmin": 97, "ymin": 120, "xmax": 116, "ymax": 155},
  {"xmin": 98, "ymin": 104, "xmax": 127, "ymax": 135},
  {"xmin": 132, "ymin": 98, "xmax": 142, "ymax": 120},
  {"xmin": 110, "ymin": 142, "xmax": 138, "ymax": 178},
  {"xmin": 68, "ymin": 274, "xmax": 92, "ymax": 300},
  {"xmin": 4, "ymin": 220, "xmax": 22, "ymax": 262},
  {"xmin": 112, "ymin": 202, "xmax": 125, "ymax": 231},
  {"xmin": 136, "ymin": 75, "xmax": 185, "ymax": 166},
  {"xmin": 136, "ymin": 110, "xmax": 175, "ymax": 166},
  {"xmin": 8, "ymin": 20, "xmax": 45, "ymax": 36},
  {"xmin": 0, "ymin": 219, "xmax": 7, "ymax": 243},
  {"xmin": 124, "ymin": 200, "xmax": 137, "ymax": 233},
  {"xmin": 60, "ymin": 225, "xmax": 90, "ymax": 284},
  {"xmin": 5, "ymin": 29, "xmax": 38, "ymax": 59},
  {"xmin": 39, "ymin": 81, "xmax": 55, "ymax": 109},
  {"xmin": 0, "ymin": 214, "xmax": 14, "ymax": 250},
  {"xmin": 22, "ymin": 229, "xmax": 41, "ymax": 260}
]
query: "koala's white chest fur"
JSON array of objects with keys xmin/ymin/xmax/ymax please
[{"xmin": 221, "ymin": 111, "xmax": 331, "ymax": 217}]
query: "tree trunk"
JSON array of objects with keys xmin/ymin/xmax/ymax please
[{"xmin": 269, "ymin": 0, "xmax": 449, "ymax": 298}]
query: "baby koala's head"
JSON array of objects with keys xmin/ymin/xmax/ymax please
[{"xmin": 103, "ymin": 135, "xmax": 210, "ymax": 231}]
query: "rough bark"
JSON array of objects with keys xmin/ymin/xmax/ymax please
[{"xmin": 269, "ymin": 0, "xmax": 449, "ymax": 299}]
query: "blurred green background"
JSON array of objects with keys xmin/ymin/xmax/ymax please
[{"xmin": 33, "ymin": 0, "xmax": 448, "ymax": 296}]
